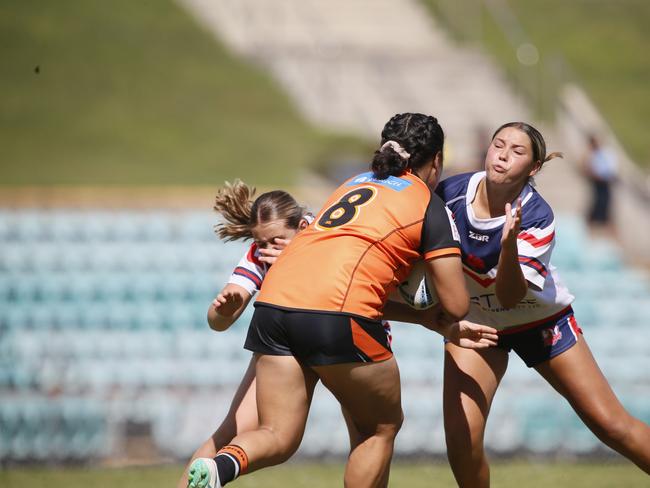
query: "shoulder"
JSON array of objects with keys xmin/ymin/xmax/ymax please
[
  {"xmin": 521, "ymin": 187, "xmax": 554, "ymax": 230},
  {"xmin": 243, "ymin": 242, "xmax": 264, "ymax": 268},
  {"xmin": 436, "ymin": 172, "xmax": 475, "ymax": 202}
]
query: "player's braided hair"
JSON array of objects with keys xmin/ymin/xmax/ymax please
[
  {"xmin": 492, "ymin": 122, "xmax": 564, "ymax": 165},
  {"xmin": 371, "ymin": 113, "xmax": 445, "ymax": 179},
  {"xmin": 213, "ymin": 180, "xmax": 306, "ymax": 241}
]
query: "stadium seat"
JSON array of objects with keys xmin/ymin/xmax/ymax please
[{"xmin": 2, "ymin": 208, "xmax": 648, "ymax": 461}]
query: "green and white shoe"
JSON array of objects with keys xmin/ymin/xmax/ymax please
[{"xmin": 188, "ymin": 457, "xmax": 221, "ymax": 488}]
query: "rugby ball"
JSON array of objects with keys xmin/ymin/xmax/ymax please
[{"xmin": 397, "ymin": 260, "xmax": 438, "ymax": 310}]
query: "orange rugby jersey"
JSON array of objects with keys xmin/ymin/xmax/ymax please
[{"xmin": 256, "ymin": 171, "xmax": 461, "ymax": 320}]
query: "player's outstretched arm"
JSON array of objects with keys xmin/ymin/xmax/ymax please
[
  {"xmin": 445, "ymin": 320, "xmax": 499, "ymax": 349},
  {"xmin": 496, "ymin": 198, "xmax": 527, "ymax": 308},
  {"xmin": 383, "ymin": 302, "xmax": 498, "ymax": 349},
  {"xmin": 426, "ymin": 254, "xmax": 469, "ymax": 322},
  {"xmin": 207, "ymin": 283, "xmax": 251, "ymax": 332}
]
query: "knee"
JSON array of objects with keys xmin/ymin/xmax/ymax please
[
  {"xmin": 377, "ymin": 410, "xmax": 404, "ymax": 440},
  {"xmin": 586, "ymin": 411, "xmax": 635, "ymax": 446},
  {"xmin": 259, "ymin": 426, "xmax": 302, "ymax": 463},
  {"xmin": 354, "ymin": 409, "xmax": 404, "ymax": 444}
]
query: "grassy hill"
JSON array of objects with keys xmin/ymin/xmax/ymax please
[
  {"xmin": 422, "ymin": 0, "xmax": 650, "ymax": 168},
  {"xmin": 0, "ymin": 0, "xmax": 366, "ymax": 186}
]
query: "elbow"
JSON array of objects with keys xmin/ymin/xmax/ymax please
[
  {"xmin": 207, "ymin": 311, "xmax": 231, "ymax": 332},
  {"xmin": 451, "ymin": 301, "xmax": 470, "ymax": 322},
  {"xmin": 208, "ymin": 320, "xmax": 228, "ymax": 332},
  {"xmin": 441, "ymin": 297, "xmax": 469, "ymax": 323}
]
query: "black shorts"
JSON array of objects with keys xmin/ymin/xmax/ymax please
[{"xmin": 244, "ymin": 304, "xmax": 393, "ymax": 366}]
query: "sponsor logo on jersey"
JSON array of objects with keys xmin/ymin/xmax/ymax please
[
  {"xmin": 348, "ymin": 172, "xmax": 412, "ymax": 191},
  {"xmin": 541, "ymin": 325, "xmax": 562, "ymax": 346},
  {"xmin": 469, "ymin": 230, "xmax": 490, "ymax": 242}
]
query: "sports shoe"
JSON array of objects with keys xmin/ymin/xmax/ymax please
[{"xmin": 188, "ymin": 457, "xmax": 221, "ymax": 488}]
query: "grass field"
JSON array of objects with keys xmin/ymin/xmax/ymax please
[
  {"xmin": 0, "ymin": 0, "xmax": 366, "ymax": 186},
  {"xmin": 422, "ymin": 0, "xmax": 650, "ymax": 168},
  {"xmin": 1, "ymin": 461, "xmax": 648, "ymax": 488}
]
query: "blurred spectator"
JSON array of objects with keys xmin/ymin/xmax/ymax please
[
  {"xmin": 581, "ymin": 133, "xmax": 618, "ymax": 236},
  {"xmin": 472, "ymin": 124, "xmax": 491, "ymax": 172}
]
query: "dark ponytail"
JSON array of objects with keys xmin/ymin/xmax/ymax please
[{"xmin": 371, "ymin": 113, "xmax": 444, "ymax": 179}]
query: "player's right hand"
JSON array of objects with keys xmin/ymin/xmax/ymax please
[{"xmin": 212, "ymin": 290, "xmax": 244, "ymax": 318}]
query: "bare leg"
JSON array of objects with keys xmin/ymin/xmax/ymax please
[
  {"xmin": 535, "ymin": 335, "xmax": 650, "ymax": 473},
  {"xmin": 228, "ymin": 354, "xmax": 319, "ymax": 471},
  {"xmin": 315, "ymin": 357, "xmax": 403, "ymax": 488},
  {"xmin": 176, "ymin": 358, "xmax": 258, "ymax": 488},
  {"xmin": 443, "ymin": 343, "xmax": 509, "ymax": 488}
]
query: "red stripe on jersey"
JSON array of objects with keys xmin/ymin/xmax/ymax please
[
  {"xmin": 518, "ymin": 230, "xmax": 555, "ymax": 248},
  {"xmin": 246, "ymin": 243, "xmax": 263, "ymax": 267},
  {"xmin": 463, "ymin": 267, "xmax": 496, "ymax": 288},
  {"xmin": 233, "ymin": 267, "xmax": 263, "ymax": 288},
  {"xmin": 518, "ymin": 256, "xmax": 548, "ymax": 277}
]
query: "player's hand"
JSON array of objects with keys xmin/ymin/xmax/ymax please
[
  {"xmin": 446, "ymin": 320, "xmax": 499, "ymax": 349},
  {"xmin": 501, "ymin": 198, "xmax": 522, "ymax": 247},
  {"xmin": 212, "ymin": 290, "xmax": 244, "ymax": 318},
  {"xmin": 258, "ymin": 237, "xmax": 291, "ymax": 265}
]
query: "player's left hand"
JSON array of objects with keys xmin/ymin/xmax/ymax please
[
  {"xmin": 501, "ymin": 197, "xmax": 522, "ymax": 247},
  {"xmin": 258, "ymin": 238, "xmax": 291, "ymax": 264},
  {"xmin": 446, "ymin": 320, "xmax": 499, "ymax": 349}
]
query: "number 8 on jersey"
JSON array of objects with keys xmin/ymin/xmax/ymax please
[{"xmin": 316, "ymin": 187, "xmax": 377, "ymax": 230}]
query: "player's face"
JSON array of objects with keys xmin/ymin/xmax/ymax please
[
  {"xmin": 484, "ymin": 127, "xmax": 540, "ymax": 185},
  {"xmin": 252, "ymin": 219, "xmax": 300, "ymax": 250}
]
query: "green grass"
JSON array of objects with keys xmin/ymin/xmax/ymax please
[
  {"xmin": 0, "ymin": 0, "xmax": 367, "ymax": 186},
  {"xmin": 421, "ymin": 0, "xmax": 650, "ymax": 168},
  {"xmin": 1, "ymin": 461, "xmax": 647, "ymax": 488}
]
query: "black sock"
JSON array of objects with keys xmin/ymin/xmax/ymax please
[
  {"xmin": 214, "ymin": 454, "xmax": 237, "ymax": 485},
  {"xmin": 213, "ymin": 444, "xmax": 248, "ymax": 485}
]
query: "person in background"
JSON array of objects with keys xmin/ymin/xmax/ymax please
[
  {"xmin": 187, "ymin": 113, "xmax": 497, "ymax": 488},
  {"xmin": 436, "ymin": 122, "xmax": 650, "ymax": 487},
  {"xmin": 581, "ymin": 132, "xmax": 618, "ymax": 237}
]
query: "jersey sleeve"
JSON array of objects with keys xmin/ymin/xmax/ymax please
[
  {"xmin": 226, "ymin": 243, "xmax": 267, "ymax": 296},
  {"xmin": 420, "ymin": 191, "xmax": 462, "ymax": 260},
  {"xmin": 517, "ymin": 203, "xmax": 555, "ymax": 290}
]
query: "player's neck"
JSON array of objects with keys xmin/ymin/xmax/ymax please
[{"xmin": 473, "ymin": 177, "xmax": 522, "ymax": 219}]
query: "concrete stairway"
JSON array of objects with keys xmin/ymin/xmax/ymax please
[
  {"xmin": 179, "ymin": 0, "xmax": 649, "ymax": 263},
  {"xmin": 179, "ymin": 0, "xmax": 529, "ymax": 170}
]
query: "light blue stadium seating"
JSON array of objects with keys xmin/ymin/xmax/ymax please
[{"xmin": 1, "ymin": 209, "xmax": 648, "ymax": 461}]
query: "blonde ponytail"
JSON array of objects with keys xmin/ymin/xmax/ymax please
[{"xmin": 213, "ymin": 180, "xmax": 256, "ymax": 241}]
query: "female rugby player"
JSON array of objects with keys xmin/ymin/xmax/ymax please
[
  {"xmin": 187, "ymin": 113, "xmax": 497, "ymax": 488},
  {"xmin": 437, "ymin": 122, "xmax": 650, "ymax": 486}
]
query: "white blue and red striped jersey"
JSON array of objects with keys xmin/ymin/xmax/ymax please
[
  {"xmin": 436, "ymin": 172, "xmax": 574, "ymax": 331},
  {"xmin": 227, "ymin": 242, "xmax": 268, "ymax": 296},
  {"xmin": 226, "ymin": 214, "xmax": 315, "ymax": 296}
]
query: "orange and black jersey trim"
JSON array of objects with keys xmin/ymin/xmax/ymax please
[{"xmin": 257, "ymin": 171, "xmax": 460, "ymax": 320}]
